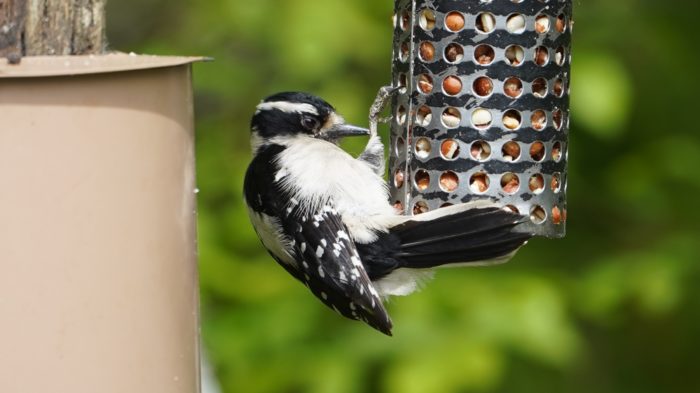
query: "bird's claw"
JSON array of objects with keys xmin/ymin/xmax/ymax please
[
  {"xmin": 360, "ymin": 85, "xmax": 398, "ymax": 175},
  {"xmin": 369, "ymin": 85, "xmax": 400, "ymax": 137}
]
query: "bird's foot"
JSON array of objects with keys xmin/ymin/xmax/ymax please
[
  {"xmin": 359, "ymin": 86, "xmax": 399, "ymax": 176},
  {"xmin": 369, "ymin": 85, "xmax": 400, "ymax": 137}
]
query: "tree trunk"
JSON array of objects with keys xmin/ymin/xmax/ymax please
[{"xmin": 0, "ymin": 0, "xmax": 106, "ymax": 58}]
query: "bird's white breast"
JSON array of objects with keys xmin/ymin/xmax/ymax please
[{"xmin": 274, "ymin": 136, "xmax": 397, "ymax": 242}]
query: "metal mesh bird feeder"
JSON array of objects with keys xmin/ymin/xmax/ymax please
[{"xmin": 389, "ymin": 0, "xmax": 572, "ymax": 238}]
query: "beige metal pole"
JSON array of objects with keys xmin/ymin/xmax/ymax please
[{"xmin": 0, "ymin": 54, "xmax": 202, "ymax": 393}]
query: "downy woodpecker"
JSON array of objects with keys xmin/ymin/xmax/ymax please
[{"xmin": 244, "ymin": 90, "xmax": 531, "ymax": 335}]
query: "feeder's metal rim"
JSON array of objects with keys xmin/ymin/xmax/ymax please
[{"xmin": 0, "ymin": 53, "xmax": 210, "ymax": 78}]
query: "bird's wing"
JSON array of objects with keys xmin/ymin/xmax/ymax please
[{"xmin": 281, "ymin": 199, "xmax": 393, "ymax": 335}]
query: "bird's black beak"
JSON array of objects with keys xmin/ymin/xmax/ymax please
[{"xmin": 320, "ymin": 123, "xmax": 370, "ymax": 140}]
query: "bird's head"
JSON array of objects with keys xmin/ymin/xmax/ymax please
[{"xmin": 250, "ymin": 92, "xmax": 369, "ymax": 151}]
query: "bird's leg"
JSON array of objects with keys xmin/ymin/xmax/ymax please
[
  {"xmin": 369, "ymin": 85, "xmax": 399, "ymax": 137},
  {"xmin": 359, "ymin": 86, "xmax": 400, "ymax": 176}
]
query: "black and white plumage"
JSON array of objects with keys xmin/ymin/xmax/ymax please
[{"xmin": 243, "ymin": 91, "xmax": 532, "ymax": 335}]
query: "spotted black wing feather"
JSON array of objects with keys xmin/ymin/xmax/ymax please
[
  {"xmin": 282, "ymin": 201, "xmax": 393, "ymax": 335},
  {"xmin": 244, "ymin": 144, "xmax": 392, "ymax": 335}
]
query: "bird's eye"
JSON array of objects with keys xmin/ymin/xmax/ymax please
[{"xmin": 301, "ymin": 115, "xmax": 320, "ymax": 130}]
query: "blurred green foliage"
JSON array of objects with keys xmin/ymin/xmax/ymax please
[{"xmin": 107, "ymin": 0, "xmax": 700, "ymax": 392}]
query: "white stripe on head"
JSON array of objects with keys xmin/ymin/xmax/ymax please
[{"xmin": 256, "ymin": 101, "xmax": 319, "ymax": 115}]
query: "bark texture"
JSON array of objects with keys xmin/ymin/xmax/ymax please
[{"xmin": 0, "ymin": 0, "xmax": 105, "ymax": 57}]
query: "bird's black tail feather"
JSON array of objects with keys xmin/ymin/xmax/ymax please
[{"xmin": 391, "ymin": 206, "xmax": 532, "ymax": 269}]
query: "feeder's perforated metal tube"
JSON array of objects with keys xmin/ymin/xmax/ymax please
[{"xmin": 389, "ymin": 0, "xmax": 572, "ymax": 238}]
